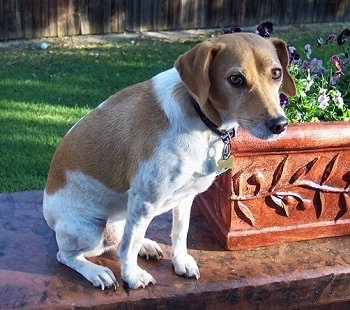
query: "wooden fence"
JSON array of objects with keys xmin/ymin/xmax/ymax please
[{"xmin": 0, "ymin": 0, "xmax": 349, "ymax": 40}]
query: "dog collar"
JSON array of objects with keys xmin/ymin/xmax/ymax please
[{"xmin": 190, "ymin": 98, "xmax": 235, "ymax": 160}]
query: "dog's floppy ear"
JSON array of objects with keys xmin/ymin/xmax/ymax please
[
  {"xmin": 175, "ymin": 41, "xmax": 222, "ymax": 105},
  {"xmin": 271, "ymin": 38, "xmax": 297, "ymax": 97}
]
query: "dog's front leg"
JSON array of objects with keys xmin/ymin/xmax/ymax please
[
  {"xmin": 171, "ymin": 197, "xmax": 200, "ymax": 279},
  {"xmin": 118, "ymin": 198, "xmax": 156, "ymax": 289}
]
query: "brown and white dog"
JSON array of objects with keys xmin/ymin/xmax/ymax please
[{"xmin": 43, "ymin": 33, "xmax": 296, "ymax": 290}]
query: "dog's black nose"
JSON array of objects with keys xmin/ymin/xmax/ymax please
[{"xmin": 266, "ymin": 116, "xmax": 288, "ymax": 134}]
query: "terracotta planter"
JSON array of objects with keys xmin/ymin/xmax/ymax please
[{"xmin": 196, "ymin": 121, "xmax": 350, "ymax": 250}]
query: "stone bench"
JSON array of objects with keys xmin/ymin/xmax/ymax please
[{"xmin": 0, "ymin": 191, "xmax": 349, "ymax": 309}]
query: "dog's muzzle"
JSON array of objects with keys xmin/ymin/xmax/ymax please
[{"xmin": 265, "ymin": 116, "xmax": 288, "ymax": 135}]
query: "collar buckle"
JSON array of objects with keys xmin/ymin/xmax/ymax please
[{"xmin": 220, "ymin": 129, "xmax": 235, "ymax": 159}]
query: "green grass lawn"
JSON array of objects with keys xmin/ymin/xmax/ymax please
[
  {"xmin": 0, "ymin": 38, "xmax": 197, "ymax": 192},
  {"xmin": 0, "ymin": 24, "xmax": 348, "ymax": 192}
]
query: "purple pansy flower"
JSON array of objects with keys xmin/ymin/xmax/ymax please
[
  {"xmin": 330, "ymin": 73, "xmax": 339, "ymax": 85},
  {"xmin": 326, "ymin": 34, "xmax": 336, "ymax": 44},
  {"xmin": 309, "ymin": 58, "xmax": 325, "ymax": 75},
  {"xmin": 337, "ymin": 28, "xmax": 350, "ymax": 45},
  {"xmin": 287, "ymin": 44, "xmax": 300, "ymax": 64},
  {"xmin": 257, "ymin": 22, "xmax": 273, "ymax": 37},
  {"xmin": 302, "ymin": 60, "xmax": 309, "ymax": 70},
  {"xmin": 279, "ymin": 93, "xmax": 289, "ymax": 108},
  {"xmin": 331, "ymin": 55, "xmax": 344, "ymax": 76}
]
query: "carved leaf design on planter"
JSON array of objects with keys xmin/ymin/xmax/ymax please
[
  {"xmin": 275, "ymin": 191, "xmax": 310, "ymax": 210},
  {"xmin": 270, "ymin": 192, "xmax": 308, "ymax": 217},
  {"xmin": 271, "ymin": 194, "xmax": 290, "ymax": 216},
  {"xmin": 343, "ymin": 171, "xmax": 350, "ymax": 189},
  {"xmin": 289, "ymin": 157, "xmax": 319, "ymax": 184},
  {"xmin": 269, "ymin": 155, "xmax": 288, "ymax": 192},
  {"xmin": 335, "ymin": 193, "xmax": 349, "ymax": 221},
  {"xmin": 231, "ymin": 169, "xmax": 242, "ymax": 196},
  {"xmin": 248, "ymin": 171, "xmax": 265, "ymax": 196},
  {"xmin": 234, "ymin": 201, "xmax": 255, "ymax": 226},
  {"xmin": 320, "ymin": 154, "xmax": 340, "ymax": 185},
  {"xmin": 231, "ymin": 163, "xmax": 254, "ymax": 196},
  {"xmin": 230, "ymin": 152, "xmax": 350, "ymax": 223},
  {"xmin": 313, "ymin": 190, "xmax": 325, "ymax": 219}
]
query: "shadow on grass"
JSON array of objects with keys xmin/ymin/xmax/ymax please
[
  {"xmin": 0, "ymin": 112, "xmax": 75, "ymax": 192},
  {"xmin": 0, "ymin": 40, "xmax": 196, "ymax": 191}
]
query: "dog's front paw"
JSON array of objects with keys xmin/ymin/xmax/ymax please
[
  {"xmin": 172, "ymin": 254, "xmax": 200, "ymax": 279},
  {"xmin": 138, "ymin": 238, "xmax": 164, "ymax": 260},
  {"xmin": 122, "ymin": 265, "xmax": 156, "ymax": 289},
  {"xmin": 85, "ymin": 265, "xmax": 119, "ymax": 290}
]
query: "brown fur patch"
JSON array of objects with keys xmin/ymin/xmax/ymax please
[{"xmin": 45, "ymin": 80, "xmax": 169, "ymax": 194}]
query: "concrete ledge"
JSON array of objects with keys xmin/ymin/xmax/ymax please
[{"xmin": 0, "ymin": 191, "xmax": 350, "ymax": 309}]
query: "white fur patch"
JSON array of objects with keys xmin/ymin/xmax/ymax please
[
  {"xmin": 43, "ymin": 170, "xmax": 128, "ymax": 230},
  {"xmin": 153, "ymin": 68, "xmax": 234, "ymax": 179},
  {"xmin": 152, "ymin": 68, "xmax": 195, "ymax": 132}
]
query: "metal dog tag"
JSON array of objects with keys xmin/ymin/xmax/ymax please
[{"xmin": 217, "ymin": 156, "xmax": 234, "ymax": 174}]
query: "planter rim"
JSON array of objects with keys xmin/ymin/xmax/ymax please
[{"xmin": 233, "ymin": 121, "xmax": 350, "ymax": 154}]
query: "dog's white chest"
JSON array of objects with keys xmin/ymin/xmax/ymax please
[{"xmin": 171, "ymin": 135, "xmax": 224, "ymax": 194}]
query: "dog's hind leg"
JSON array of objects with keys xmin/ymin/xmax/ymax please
[
  {"xmin": 54, "ymin": 220, "xmax": 118, "ymax": 290},
  {"xmin": 138, "ymin": 238, "xmax": 164, "ymax": 260},
  {"xmin": 108, "ymin": 219, "xmax": 163, "ymax": 260}
]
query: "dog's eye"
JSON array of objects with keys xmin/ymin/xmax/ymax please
[
  {"xmin": 229, "ymin": 74, "xmax": 245, "ymax": 87},
  {"xmin": 271, "ymin": 68, "xmax": 282, "ymax": 80}
]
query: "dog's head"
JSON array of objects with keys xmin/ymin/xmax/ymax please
[{"xmin": 175, "ymin": 33, "xmax": 296, "ymax": 140}]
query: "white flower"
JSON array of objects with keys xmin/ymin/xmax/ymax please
[
  {"xmin": 333, "ymin": 90, "xmax": 344, "ymax": 108},
  {"xmin": 304, "ymin": 44, "xmax": 312, "ymax": 59},
  {"xmin": 318, "ymin": 89, "xmax": 330, "ymax": 109},
  {"xmin": 296, "ymin": 112, "xmax": 303, "ymax": 121}
]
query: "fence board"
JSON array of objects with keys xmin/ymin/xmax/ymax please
[
  {"xmin": 337, "ymin": 0, "xmax": 349, "ymax": 20},
  {"xmin": 140, "ymin": 0, "xmax": 155, "ymax": 31},
  {"xmin": 15, "ymin": 0, "xmax": 23, "ymax": 39},
  {"xmin": 110, "ymin": 0, "xmax": 124, "ymax": 33},
  {"xmin": 0, "ymin": 0, "xmax": 349, "ymax": 40},
  {"xmin": 4, "ymin": 0, "xmax": 16, "ymax": 39},
  {"xmin": 89, "ymin": 0, "xmax": 104, "ymax": 34},
  {"xmin": 66, "ymin": 0, "xmax": 74, "ymax": 35},
  {"xmin": 125, "ymin": 0, "xmax": 137, "ymax": 31},
  {"xmin": 47, "ymin": 0, "xmax": 57, "ymax": 37},
  {"xmin": 41, "ymin": 0, "xmax": 49, "ymax": 37},
  {"xmin": 32, "ymin": 0, "xmax": 42, "ymax": 38},
  {"xmin": 0, "ymin": 0, "xmax": 4, "ymax": 40},
  {"xmin": 69, "ymin": 0, "xmax": 80, "ymax": 35},
  {"xmin": 103, "ymin": 0, "xmax": 111, "ymax": 33},
  {"xmin": 22, "ymin": 0, "xmax": 33, "ymax": 39},
  {"xmin": 171, "ymin": 0, "xmax": 181, "ymax": 29},
  {"xmin": 320, "ymin": 0, "xmax": 345, "ymax": 22},
  {"xmin": 57, "ymin": 0, "xmax": 67, "ymax": 36},
  {"xmin": 79, "ymin": 0, "xmax": 89, "ymax": 35}
]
